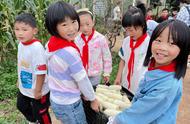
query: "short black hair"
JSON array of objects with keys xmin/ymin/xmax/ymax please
[
  {"xmin": 147, "ymin": 8, "xmax": 153, "ymax": 12},
  {"xmin": 162, "ymin": 8, "xmax": 169, "ymax": 12},
  {"xmin": 15, "ymin": 13, "xmax": 36, "ymax": 28},
  {"xmin": 171, "ymin": 7, "xmax": 179, "ymax": 12},
  {"xmin": 144, "ymin": 19, "xmax": 190, "ymax": 79},
  {"xmin": 122, "ymin": 7, "xmax": 147, "ymax": 34},
  {"xmin": 45, "ymin": 1, "xmax": 80, "ymax": 37}
]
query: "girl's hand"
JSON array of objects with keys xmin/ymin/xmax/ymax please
[
  {"xmin": 90, "ymin": 99, "xmax": 100, "ymax": 112},
  {"xmin": 81, "ymin": 95, "xmax": 88, "ymax": 101},
  {"xmin": 103, "ymin": 76, "xmax": 110, "ymax": 84},
  {"xmin": 114, "ymin": 77, "xmax": 121, "ymax": 85},
  {"xmin": 34, "ymin": 89, "xmax": 42, "ymax": 100}
]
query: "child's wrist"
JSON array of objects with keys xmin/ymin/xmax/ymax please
[
  {"xmin": 91, "ymin": 98, "xmax": 97, "ymax": 103},
  {"xmin": 35, "ymin": 88, "xmax": 42, "ymax": 92}
]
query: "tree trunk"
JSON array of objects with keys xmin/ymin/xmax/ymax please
[{"xmin": 81, "ymin": 0, "xmax": 86, "ymax": 8}]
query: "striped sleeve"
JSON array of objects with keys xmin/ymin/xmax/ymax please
[
  {"xmin": 57, "ymin": 48, "xmax": 85, "ymax": 80},
  {"xmin": 58, "ymin": 48, "xmax": 95, "ymax": 101}
]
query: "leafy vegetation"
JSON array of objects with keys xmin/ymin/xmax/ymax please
[
  {"xmin": 0, "ymin": 0, "xmax": 55, "ymax": 62},
  {"xmin": 109, "ymin": 52, "xmax": 120, "ymax": 83},
  {"xmin": 0, "ymin": 60, "xmax": 17, "ymax": 100}
]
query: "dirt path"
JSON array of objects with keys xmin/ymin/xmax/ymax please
[{"xmin": 177, "ymin": 68, "xmax": 190, "ymax": 124}]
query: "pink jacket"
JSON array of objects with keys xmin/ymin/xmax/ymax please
[{"xmin": 75, "ymin": 31, "xmax": 112, "ymax": 77}]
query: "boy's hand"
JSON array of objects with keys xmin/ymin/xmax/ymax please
[
  {"xmin": 90, "ymin": 98, "xmax": 100, "ymax": 112},
  {"xmin": 34, "ymin": 89, "xmax": 42, "ymax": 100},
  {"xmin": 35, "ymin": 74, "xmax": 45, "ymax": 99}
]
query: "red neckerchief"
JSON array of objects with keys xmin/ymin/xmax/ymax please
[
  {"xmin": 148, "ymin": 58, "xmax": 176, "ymax": 72},
  {"xmin": 21, "ymin": 39, "xmax": 40, "ymax": 45},
  {"xmin": 127, "ymin": 33, "xmax": 147, "ymax": 89},
  {"xmin": 48, "ymin": 36, "xmax": 80, "ymax": 55},
  {"xmin": 162, "ymin": 15, "xmax": 168, "ymax": 20},
  {"xmin": 81, "ymin": 29, "xmax": 95, "ymax": 70},
  {"xmin": 146, "ymin": 16, "xmax": 153, "ymax": 21}
]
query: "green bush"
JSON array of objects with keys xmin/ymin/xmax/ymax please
[
  {"xmin": 0, "ymin": 58, "xmax": 17, "ymax": 100},
  {"xmin": 95, "ymin": 16, "xmax": 107, "ymax": 35},
  {"xmin": 109, "ymin": 52, "xmax": 120, "ymax": 83},
  {"xmin": 100, "ymin": 52, "xmax": 120, "ymax": 84}
]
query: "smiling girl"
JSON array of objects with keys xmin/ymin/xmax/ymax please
[
  {"xmin": 45, "ymin": 2, "xmax": 99, "ymax": 124},
  {"xmin": 109, "ymin": 19, "xmax": 190, "ymax": 124}
]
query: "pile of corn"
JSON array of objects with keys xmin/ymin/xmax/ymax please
[{"xmin": 95, "ymin": 85, "xmax": 131, "ymax": 117}]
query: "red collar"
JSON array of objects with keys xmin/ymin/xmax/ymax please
[
  {"xmin": 47, "ymin": 36, "xmax": 80, "ymax": 53},
  {"xmin": 21, "ymin": 39, "xmax": 40, "ymax": 45},
  {"xmin": 148, "ymin": 59, "xmax": 176, "ymax": 72},
  {"xmin": 161, "ymin": 15, "xmax": 168, "ymax": 20},
  {"xmin": 146, "ymin": 16, "xmax": 153, "ymax": 21}
]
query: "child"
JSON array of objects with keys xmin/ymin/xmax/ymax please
[
  {"xmin": 156, "ymin": 8, "xmax": 169, "ymax": 23},
  {"xmin": 176, "ymin": 0, "xmax": 190, "ymax": 66},
  {"xmin": 45, "ymin": 2, "xmax": 99, "ymax": 124},
  {"xmin": 109, "ymin": 19, "xmax": 190, "ymax": 124},
  {"xmin": 146, "ymin": 8, "xmax": 154, "ymax": 20},
  {"xmin": 176, "ymin": 0, "xmax": 190, "ymax": 27},
  {"xmin": 75, "ymin": 8, "xmax": 112, "ymax": 88},
  {"xmin": 168, "ymin": 7, "xmax": 179, "ymax": 20},
  {"xmin": 113, "ymin": 0, "xmax": 122, "ymax": 21},
  {"xmin": 114, "ymin": 7, "xmax": 150, "ymax": 101},
  {"xmin": 136, "ymin": 2, "xmax": 158, "ymax": 36},
  {"xmin": 15, "ymin": 13, "xmax": 51, "ymax": 124}
]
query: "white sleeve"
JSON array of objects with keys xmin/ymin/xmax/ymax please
[
  {"xmin": 32, "ymin": 43, "xmax": 47, "ymax": 75},
  {"xmin": 118, "ymin": 37, "xmax": 129, "ymax": 60}
]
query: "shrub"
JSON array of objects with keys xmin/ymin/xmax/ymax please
[{"xmin": 0, "ymin": 56, "xmax": 17, "ymax": 100}]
